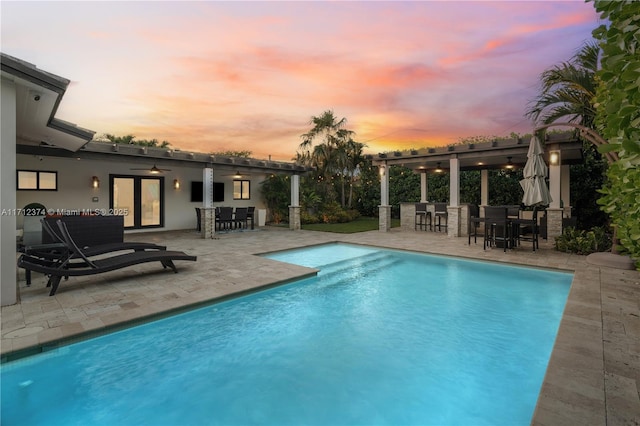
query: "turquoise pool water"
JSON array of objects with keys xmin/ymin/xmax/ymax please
[{"xmin": 1, "ymin": 243, "xmax": 572, "ymax": 425}]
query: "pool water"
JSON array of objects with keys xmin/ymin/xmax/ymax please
[{"xmin": 1, "ymin": 243, "xmax": 572, "ymax": 426}]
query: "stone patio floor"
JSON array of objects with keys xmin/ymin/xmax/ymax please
[{"xmin": 2, "ymin": 226, "xmax": 638, "ymax": 425}]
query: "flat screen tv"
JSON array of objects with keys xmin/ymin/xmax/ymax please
[{"xmin": 191, "ymin": 181, "xmax": 224, "ymax": 202}]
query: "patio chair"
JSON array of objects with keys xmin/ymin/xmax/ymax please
[
  {"xmin": 433, "ymin": 202, "xmax": 448, "ymax": 232},
  {"xmin": 195, "ymin": 207, "xmax": 202, "ymax": 232},
  {"xmin": 517, "ymin": 207, "xmax": 540, "ymax": 251},
  {"xmin": 17, "ymin": 220, "xmax": 196, "ymax": 296},
  {"xmin": 247, "ymin": 206, "xmax": 255, "ymax": 229},
  {"xmin": 216, "ymin": 207, "xmax": 234, "ymax": 231},
  {"xmin": 234, "ymin": 207, "xmax": 249, "ymax": 230},
  {"xmin": 414, "ymin": 203, "xmax": 431, "ymax": 231},
  {"xmin": 483, "ymin": 206, "xmax": 510, "ymax": 252},
  {"xmin": 468, "ymin": 204, "xmax": 481, "ymax": 244}
]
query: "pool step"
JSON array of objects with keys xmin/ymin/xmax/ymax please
[{"xmin": 317, "ymin": 251, "xmax": 400, "ymax": 283}]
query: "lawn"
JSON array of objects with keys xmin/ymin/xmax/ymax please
[{"xmin": 301, "ymin": 216, "xmax": 401, "ymax": 233}]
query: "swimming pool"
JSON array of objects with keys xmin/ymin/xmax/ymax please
[{"xmin": 1, "ymin": 243, "xmax": 572, "ymax": 425}]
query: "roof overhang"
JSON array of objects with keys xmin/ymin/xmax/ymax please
[
  {"xmin": 1, "ymin": 52, "xmax": 95, "ymax": 152},
  {"xmin": 17, "ymin": 141, "xmax": 312, "ymax": 175},
  {"xmin": 370, "ymin": 132, "xmax": 583, "ymax": 172}
]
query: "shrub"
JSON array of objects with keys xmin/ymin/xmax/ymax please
[
  {"xmin": 316, "ymin": 202, "xmax": 361, "ymax": 224},
  {"xmin": 300, "ymin": 210, "xmax": 321, "ymax": 224},
  {"xmin": 555, "ymin": 226, "xmax": 612, "ymax": 255}
]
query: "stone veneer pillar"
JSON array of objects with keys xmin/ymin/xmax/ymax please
[
  {"xmin": 400, "ymin": 202, "xmax": 415, "ymax": 231},
  {"xmin": 379, "ymin": 205, "xmax": 391, "ymax": 232},
  {"xmin": 289, "ymin": 206, "xmax": 301, "ymax": 230},
  {"xmin": 446, "ymin": 206, "xmax": 462, "ymax": 237},
  {"xmin": 200, "ymin": 208, "xmax": 216, "ymax": 239},
  {"xmin": 546, "ymin": 208, "xmax": 563, "ymax": 241}
]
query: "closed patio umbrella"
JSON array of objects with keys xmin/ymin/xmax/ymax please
[{"xmin": 519, "ymin": 136, "xmax": 552, "ymax": 206}]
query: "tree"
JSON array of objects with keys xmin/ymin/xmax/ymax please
[
  {"xmin": 591, "ymin": 0, "xmax": 640, "ymax": 266},
  {"xmin": 526, "ymin": 40, "xmax": 609, "ymax": 230},
  {"xmin": 298, "ymin": 110, "xmax": 356, "ymax": 205},
  {"xmin": 259, "ymin": 174, "xmax": 290, "ymax": 224},
  {"xmin": 525, "ymin": 42, "xmax": 600, "ymax": 128}
]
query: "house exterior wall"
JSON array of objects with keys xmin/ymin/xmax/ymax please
[
  {"xmin": 16, "ymin": 154, "xmax": 270, "ymax": 233},
  {"xmin": 1, "ymin": 78, "xmax": 18, "ymax": 306}
]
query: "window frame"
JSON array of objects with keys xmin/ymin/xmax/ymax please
[
  {"xmin": 233, "ymin": 179, "xmax": 251, "ymax": 200},
  {"xmin": 16, "ymin": 170, "xmax": 58, "ymax": 191}
]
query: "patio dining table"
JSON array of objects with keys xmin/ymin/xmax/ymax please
[{"xmin": 468, "ymin": 206, "xmax": 539, "ymax": 252}]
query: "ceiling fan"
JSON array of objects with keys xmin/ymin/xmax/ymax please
[
  {"xmin": 222, "ymin": 170, "xmax": 250, "ymax": 178},
  {"xmin": 130, "ymin": 164, "xmax": 171, "ymax": 174}
]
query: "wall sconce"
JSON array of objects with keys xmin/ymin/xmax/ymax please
[
  {"xmin": 434, "ymin": 162, "xmax": 443, "ymax": 173},
  {"xmin": 549, "ymin": 150, "xmax": 560, "ymax": 166},
  {"xmin": 173, "ymin": 179, "xmax": 180, "ymax": 190},
  {"xmin": 379, "ymin": 165, "xmax": 386, "ymax": 177},
  {"xmin": 92, "ymin": 176, "xmax": 100, "ymax": 189}
]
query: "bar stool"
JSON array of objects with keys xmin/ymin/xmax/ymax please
[
  {"xmin": 414, "ymin": 203, "xmax": 431, "ymax": 231},
  {"xmin": 434, "ymin": 202, "xmax": 448, "ymax": 232}
]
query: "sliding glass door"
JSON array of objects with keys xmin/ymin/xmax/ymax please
[{"xmin": 110, "ymin": 175, "xmax": 164, "ymax": 229}]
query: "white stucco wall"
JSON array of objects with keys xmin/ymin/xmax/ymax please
[
  {"xmin": 2, "ymin": 79, "xmax": 18, "ymax": 306},
  {"xmin": 16, "ymin": 154, "xmax": 269, "ymax": 233}
]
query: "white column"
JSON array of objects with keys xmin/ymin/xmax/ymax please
[
  {"xmin": 201, "ymin": 167, "xmax": 215, "ymax": 238},
  {"xmin": 481, "ymin": 170, "xmax": 489, "ymax": 207},
  {"xmin": 420, "ymin": 171, "xmax": 428, "ymax": 202},
  {"xmin": 203, "ymin": 168, "xmax": 214, "ymax": 208},
  {"xmin": 549, "ymin": 159, "xmax": 561, "ymax": 209},
  {"xmin": 1, "ymin": 79, "xmax": 17, "ymax": 306},
  {"xmin": 561, "ymin": 164, "xmax": 571, "ymax": 211},
  {"xmin": 380, "ymin": 163, "xmax": 389, "ymax": 206},
  {"xmin": 449, "ymin": 156, "xmax": 460, "ymax": 207},
  {"xmin": 290, "ymin": 174, "xmax": 300, "ymax": 207}
]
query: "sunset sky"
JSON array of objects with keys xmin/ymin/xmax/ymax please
[{"xmin": 2, "ymin": 1, "xmax": 600, "ymax": 161}]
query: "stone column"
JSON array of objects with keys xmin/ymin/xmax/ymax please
[
  {"xmin": 379, "ymin": 205, "xmax": 391, "ymax": 232},
  {"xmin": 546, "ymin": 208, "xmax": 563, "ymax": 240},
  {"xmin": 401, "ymin": 202, "xmax": 415, "ymax": 231},
  {"xmin": 447, "ymin": 206, "xmax": 462, "ymax": 237},
  {"xmin": 289, "ymin": 206, "xmax": 301, "ymax": 230},
  {"xmin": 200, "ymin": 208, "xmax": 216, "ymax": 239}
]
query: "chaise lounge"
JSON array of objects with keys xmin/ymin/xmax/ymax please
[{"xmin": 18, "ymin": 220, "xmax": 197, "ymax": 296}]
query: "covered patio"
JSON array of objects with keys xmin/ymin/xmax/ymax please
[{"xmin": 371, "ymin": 132, "xmax": 584, "ymax": 240}]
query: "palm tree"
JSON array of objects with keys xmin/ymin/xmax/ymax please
[
  {"xmin": 525, "ymin": 41, "xmax": 600, "ymax": 128},
  {"xmin": 526, "ymin": 41, "xmax": 609, "ymax": 230},
  {"xmin": 298, "ymin": 110, "xmax": 355, "ymax": 203},
  {"xmin": 340, "ymin": 138, "xmax": 366, "ymax": 208}
]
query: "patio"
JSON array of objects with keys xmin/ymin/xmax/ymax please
[{"xmin": 2, "ymin": 227, "xmax": 639, "ymax": 425}]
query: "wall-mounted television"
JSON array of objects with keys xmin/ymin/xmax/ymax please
[{"xmin": 191, "ymin": 181, "xmax": 224, "ymax": 202}]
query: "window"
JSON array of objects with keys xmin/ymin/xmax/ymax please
[
  {"xmin": 17, "ymin": 170, "xmax": 58, "ymax": 190},
  {"xmin": 233, "ymin": 180, "xmax": 250, "ymax": 200}
]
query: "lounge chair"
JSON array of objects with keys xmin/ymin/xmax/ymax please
[
  {"xmin": 18, "ymin": 220, "xmax": 196, "ymax": 296},
  {"xmin": 21, "ymin": 219, "xmax": 168, "ymax": 286}
]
